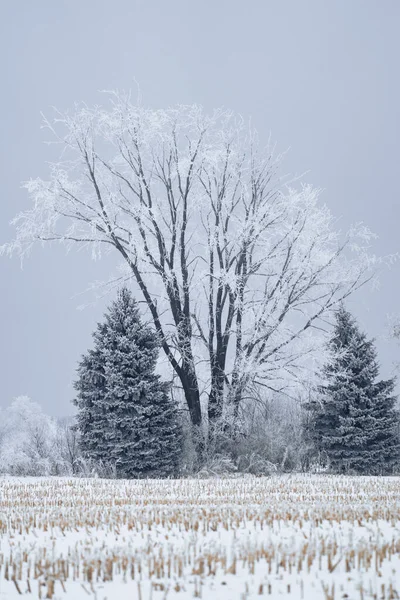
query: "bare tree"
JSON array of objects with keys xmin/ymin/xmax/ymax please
[
  {"xmin": 56, "ymin": 419, "xmax": 81, "ymax": 475},
  {"xmin": 3, "ymin": 93, "xmax": 375, "ymax": 436}
]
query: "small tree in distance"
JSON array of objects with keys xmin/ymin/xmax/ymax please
[
  {"xmin": 0, "ymin": 396, "xmax": 59, "ymax": 475},
  {"xmin": 74, "ymin": 287, "xmax": 182, "ymax": 478},
  {"xmin": 309, "ymin": 306, "xmax": 400, "ymax": 475}
]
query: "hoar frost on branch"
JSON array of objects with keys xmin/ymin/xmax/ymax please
[{"xmin": 2, "ymin": 92, "xmax": 377, "ymax": 431}]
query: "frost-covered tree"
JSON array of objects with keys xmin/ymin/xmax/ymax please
[
  {"xmin": 310, "ymin": 307, "xmax": 400, "ymax": 474},
  {"xmin": 74, "ymin": 287, "xmax": 182, "ymax": 478},
  {"xmin": 0, "ymin": 396, "xmax": 59, "ymax": 475},
  {"xmin": 3, "ymin": 93, "xmax": 376, "ymax": 432}
]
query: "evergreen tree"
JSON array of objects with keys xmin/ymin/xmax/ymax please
[
  {"xmin": 73, "ymin": 288, "xmax": 182, "ymax": 477},
  {"xmin": 74, "ymin": 341, "xmax": 108, "ymax": 464},
  {"xmin": 310, "ymin": 306, "xmax": 400, "ymax": 474}
]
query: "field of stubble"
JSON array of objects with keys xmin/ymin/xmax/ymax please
[{"xmin": 0, "ymin": 475, "xmax": 399, "ymax": 599}]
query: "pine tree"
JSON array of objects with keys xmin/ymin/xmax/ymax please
[
  {"xmin": 73, "ymin": 288, "xmax": 182, "ymax": 477},
  {"xmin": 310, "ymin": 306, "xmax": 400, "ymax": 474}
]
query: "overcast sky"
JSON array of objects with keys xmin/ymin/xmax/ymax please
[{"xmin": 1, "ymin": 0, "xmax": 399, "ymax": 416}]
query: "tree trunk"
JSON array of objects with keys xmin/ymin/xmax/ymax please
[
  {"xmin": 229, "ymin": 369, "xmax": 243, "ymax": 421},
  {"xmin": 208, "ymin": 361, "xmax": 225, "ymax": 424},
  {"xmin": 179, "ymin": 362, "xmax": 202, "ymax": 426},
  {"xmin": 178, "ymin": 360, "xmax": 204, "ymax": 465}
]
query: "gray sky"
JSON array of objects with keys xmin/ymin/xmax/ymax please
[{"xmin": 1, "ymin": 0, "xmax": 399, "ymax": 416}]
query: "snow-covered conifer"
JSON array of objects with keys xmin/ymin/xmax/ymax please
[
  {"xmin": 311, "ymin": 307, "xmax": 400, "ymax": 474},
  {"xmin": 74, "ymin": 288, "xmax": 182, "ymax": 477}
]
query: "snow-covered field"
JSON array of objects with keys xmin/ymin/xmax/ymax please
[{"xmin": 0, "ymin": 475, "xmax": 399, "ymax": 599}]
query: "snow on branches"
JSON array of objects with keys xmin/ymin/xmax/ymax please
[{"xmin": 3, "ymin": 93, "xmax": 377, "ymax": 425}]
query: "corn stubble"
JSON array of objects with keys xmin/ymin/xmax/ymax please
[{"xmin": 0, "ymin": 475, "xmax": 399, "ymax": 599}]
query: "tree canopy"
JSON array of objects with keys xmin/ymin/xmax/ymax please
[{"xmin": 3, "ymin": 94, "xmax": 375, "ymax": 430}]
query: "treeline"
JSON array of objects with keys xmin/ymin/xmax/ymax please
[
  {"xmin": 1, "ymin": 289, "xmax": 398, "ymax": 478},
  {"xmin": 6, "ymin": 98, "xmax": 396, "ymax": 477},
  {"xmin": 0, "ymin": 392, "xmax": 308, "ymax": 477}
]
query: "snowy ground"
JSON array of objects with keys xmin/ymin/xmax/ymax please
[{"xmin": 0, "ymin": 475, "xmax": 399, "ymax": 599}]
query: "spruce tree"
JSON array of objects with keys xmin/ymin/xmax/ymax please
[
  {"xmin": 74, "ymin": 338, "xmax": 109, "ymax": 463},
  {"xmin": 311, "ymin": 306, "xmax": 400, "ymax": 474},
  {"xmin": 73, "ymin": 288, "xmax": 182, "ymax": 477}
]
